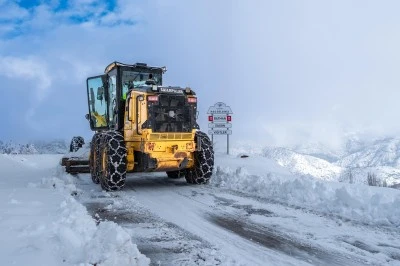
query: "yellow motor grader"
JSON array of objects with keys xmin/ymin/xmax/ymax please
[{"xmin": 62, "ymin": 62, "xmax": 214, "ymax": 191}]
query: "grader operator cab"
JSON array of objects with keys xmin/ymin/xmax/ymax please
[{"xmin": 81, "ymin": 61, "xmax": 214, "ymax": 191}]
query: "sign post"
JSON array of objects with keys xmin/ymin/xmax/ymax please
[{"xmin": 207, "ymin": 102, "xmax": 233, "ymax": 155}]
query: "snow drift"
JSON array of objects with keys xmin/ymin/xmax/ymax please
[
  {"xmin": 213, "ymin": 154, "xmax": 400, "ymax": 227},
  {"xmin": 0, "ymin": 154, "xmax": 149, "ymax": 266}
]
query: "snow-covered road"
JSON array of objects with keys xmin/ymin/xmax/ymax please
[
  {"xmin": 74, "ymin": 171, "xmax": 400, "ymax": 266},
  {"xmin": 2, "ymin": 153, "xmax": 400, "ymax": 265}
]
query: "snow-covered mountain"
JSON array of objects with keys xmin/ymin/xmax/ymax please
[
  {"xmin": 337, "ymin": 138, "xmax": 400, "ymax": 168},
  {"xmin": 262, "ymin": 147, "xmax": 342, "ymax": 181},
  {"xmin": 338, "ymin": 166, "xmax": 400, "ymax": 186},
  {"xmin": 292, "ymin": 142, "xmax": 344, "ymax": 162},
  {"xmin": 232, "ymin": 136, "xmax": 400, "ymax": 187},
  {"xmin": 33, "ymin": 140, "xmax": 69, "ymax": 154},
  {"xmin": 0, "ymin": 141, "xmax": 39, "ymax": 154},
  {"xmin": 0, "ymin": 140, "xmax": 68, "ymax": 154}
]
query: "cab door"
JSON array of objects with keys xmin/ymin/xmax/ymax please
[{"xmin": 87, "ymin": 75, "xmax": 109, "ymax": 130}]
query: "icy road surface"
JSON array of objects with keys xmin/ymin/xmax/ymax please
[{"xmin": 73, "ymin": 171, "xmax": 400, "ymax": 265}]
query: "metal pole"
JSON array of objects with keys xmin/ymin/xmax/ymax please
[
  {"xmin": 227, "ymin": 134, "xmax": 229, "ymax": 155},
  {"xmin": 212, "ymin": 134, "xmax": 214, "ymax": 147}
]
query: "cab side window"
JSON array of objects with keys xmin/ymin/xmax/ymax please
[
  {"xmin": 87, "ymin": 76, "xmax": 108, "ymax": 129},
  {"xmin": 108, "ymin": 75, "xmax": 117, "ymax": 126}
]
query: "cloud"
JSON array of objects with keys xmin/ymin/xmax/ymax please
[
  {"xmin": 0, "ymin": 56, "xmax": 51, "ymax": 101},
  {"xmin": 0, "ymin": 0, "xmax": 156, "ymax": 140},
  {"xmin": 0, "ymin": 1, "xmax": 29, "ymax": 21},
  {"xmin": 1, "ymin": 0, "xmax": 400, "ymax": 146},
  {"xmin": 99, "ymin": 0, "xmax": 143, "ymax": 26},
  {"xmin": 0, "ymin": 56, "xmax": 52, "ymax": 131}
]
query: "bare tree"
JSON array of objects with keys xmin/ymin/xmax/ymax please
[
  {"xmin": 349, "ymin": 170, "xmax": 354, "ymax": 184},
  {"xmin": 367, "ymin": 172, "xmax": 380, "ymax": 186},
  {"xmin": 339, "ymin": 169, "xmax": 355, "ymax": 184}
]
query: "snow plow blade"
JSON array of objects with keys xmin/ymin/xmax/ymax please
[{"xmin": 61, "ymin": 157, "xmax": 90, "ymax": 174}]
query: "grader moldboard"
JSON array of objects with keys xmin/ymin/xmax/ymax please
[{"xmin": 61, "ymin": 62, "xmax": 214, "ymax": 191}]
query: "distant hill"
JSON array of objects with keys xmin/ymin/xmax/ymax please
[
  {"xmin": 289, "ymin": 137, "xmax": 400, "ymax": 186},
  {"xmin": 0, "ymin": 140, "xmax": 68, "ymax": 154},
  {"xmin": 336, "ymin": 138, "xmax": 400, "ymax": 168},
  {"xmin": 33, "ymin": 140, "xmax": 69, "ymax": 154},
  {"xmin": 232, "ymin": 136, "xmax": 400, "ymax": 187},
  {"xmin": 263, "ymin": 147, "xmax": 342, "ymax": 181}
]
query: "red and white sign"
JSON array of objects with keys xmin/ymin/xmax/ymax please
[
  {"xmin": 212, "ymin": 114, "xmax": 229, "ymax": 122},
  {"xmin": 207, "ymin": 102, "xmax": 233, "ymax": 136}
]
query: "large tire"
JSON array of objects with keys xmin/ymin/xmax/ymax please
[
  {"xmin": 99, "ymin": 131, "xmax": 127, "ymax": 191},
  {"xmin": 185, "ymin": 131, "xmax": 214, "ymax": 184},
  {"xmin": 70, "ymin": 136, "xmax": 85, "ymax": 152},
  {"xmin": 166, "ymin": 170, "xmax": 186, "ymax": 179},
  {"xmin": 89, "ymin": 133, "xmax": 101, "ymax": 184}
]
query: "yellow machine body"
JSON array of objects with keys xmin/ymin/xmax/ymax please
[
  {"xmin": 84, "ymin": 61, "xmax": 200, "ymax": 177},
  {"xmin": 123, "ymin": 90, "xmax": 197, "ymax": 172}
]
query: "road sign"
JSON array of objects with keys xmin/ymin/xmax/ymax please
[
  {"xmin": 208, "ymin": 129, "xmax": 232, "ymax": 135},
  {"xmin": 208, "ymin": 123, "xmax": 232, "ymax": 128},
  {"xmin": 207, "ymin": 102, "xmax": 233, "ymax": 155},
  {"xmin": 207, "ymin": 102, "xmax": 233, "ymax": 114}
]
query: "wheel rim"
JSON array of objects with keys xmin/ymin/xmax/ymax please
[
  {"xmin": 102, "ymin": 149, "xmax": 108, "ymax": 178},
  {"xmin": 92, "ymin": 145, "xmax": 97, "ymax": 169},
  {"xmin": 93, "ymin": 150, "xmax": 96, "ymax": 167}
]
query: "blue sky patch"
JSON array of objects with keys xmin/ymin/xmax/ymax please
[
  {"xmin": 54, "ymin": 0, "xmax": 69, "ymax": 12},
  {"xmin": 16, "ymin": 0, "xmax": 41, "ymax": 9},
  {"xmin": 0, "ymin": 0, "xmax": 128, "ymax": 39}
]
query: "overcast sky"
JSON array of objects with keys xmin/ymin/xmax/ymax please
[{"xmin": 1, "ymin": 0, "xmax": 400, "ymax": 148}]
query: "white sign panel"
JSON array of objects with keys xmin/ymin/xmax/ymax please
[
  {"xmin": 212, "ymin": 114, "xmax": 228, "ymax": 122},
  {"xmin": 209, "ymin": 129, "xmax": 232, "ymax": 135},
  {"xmin": 207, "ymin": 102, "xmax": 233, "ymax": 154},
  {"xmin": 207, "ymin": 102, "xmax": 233, "ymax": 137},
  {"xmin": 209, "ymin": 123, "xmax": 232, "ymax": 128},
  {"xmin": 207, "ymin": 102, "xmax": 233, "ymax": 114}
]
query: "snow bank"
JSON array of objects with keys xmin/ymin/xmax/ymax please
[
  {"xmin": 213, "ymin": 154, "xmax": 400, "ymax": 227},
  {"xmin": 0, "ymin": 154, "xmax": 149, "ymax": 266},
  {"xmin": 51, "ymin": 197, "xmax": 149, "ymax": 266}
]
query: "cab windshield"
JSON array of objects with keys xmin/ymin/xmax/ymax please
[{"xmin": 122, "ymin": 71, "xmax": 162, "ymax": 97}]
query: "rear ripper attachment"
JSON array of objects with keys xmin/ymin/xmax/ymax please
[
  {"xmin": 61, "ymin": 136, "xmax": 90, "ymax": 174},
  {"xmin": 61, "ymin": 157, "xmax": 90, "ymax": 175}
]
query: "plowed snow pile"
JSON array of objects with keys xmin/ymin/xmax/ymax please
[
  {"xmin": 213, "ymin": 153, "xmax": 400, "ymax": 227},
  {"xmin": 0, "ymin": 154, "xmax": 149, "ymax": 266}
]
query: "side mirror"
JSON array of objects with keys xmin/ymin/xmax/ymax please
[{"xmin": 85, "ymin": 114, "xmax": 90, "ymax": 120}]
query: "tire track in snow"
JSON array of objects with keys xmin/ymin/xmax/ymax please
[
  {"xmin": 142, "ymin": 177, "xmax": 371, "ymax": 266},
  {"xmin": 73, "ymin": 172, "xmax": 399, "ymax": 265}
]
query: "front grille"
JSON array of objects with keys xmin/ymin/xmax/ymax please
[
  {"xmin": 149, "ymin": 133, "xmax": 193, "ymax": 140},
  {"xmin": 150, "ymin": 95, "xmax": 193, "ymax": 132}
]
